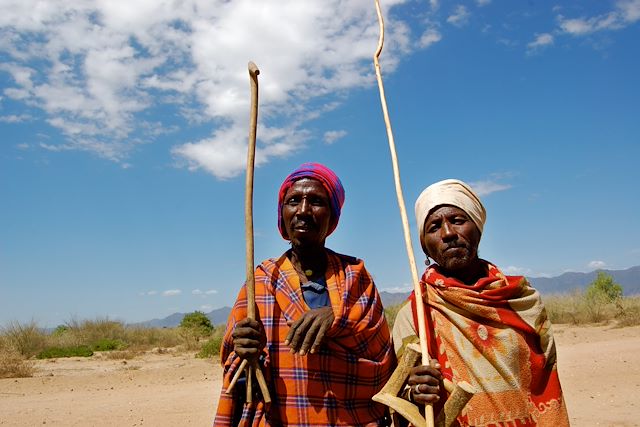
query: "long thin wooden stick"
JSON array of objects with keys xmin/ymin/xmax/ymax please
[
  {"xmin": 372, "ymin": 2, "xmax": 433, "ymax": 426},
  {"xmin": 225, "ymin": 61, "xmax": 271, "ymax": 404}
]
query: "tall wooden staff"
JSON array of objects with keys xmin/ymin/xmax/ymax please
[
  {"xmin": 225, "ymin": 61, "xmax": 271, "ymax": 404},
  {"xmin": 372, "ymin": 2, "xmax": 434, "ymax": 426}
]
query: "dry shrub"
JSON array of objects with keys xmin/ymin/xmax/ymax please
[
  {"xmin": 0, "ymin": 348, "xmax": 35, "ymax": 378},
  {"xmin": 384, "ymin": 303, "xmax": 403, "ymax": 330},
  {"xmin": 615, "ymin": 296, "xmax": 640, "ymax": 327},
  {"xmin": 124, "ymin": 326, "xmax": 182, "ymax": 349},
  {"xmin": 65, "ymin": 318, "xmax": 127, "ymax": 344},
  {"xmin": 105, "ymin": 350, "xmax": 141, "ymax": 360},
  {"xmin": 2, "ymin": 320, "xmax": 47, "ymax": 358},
  {"xmin": 544, "ymin": 290, "xmax": 625, "ymax": 325}
]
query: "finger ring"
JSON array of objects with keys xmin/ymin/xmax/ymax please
[{"xmin": 413, "ymin": 384, "xmax": 421, "ymax": 395}]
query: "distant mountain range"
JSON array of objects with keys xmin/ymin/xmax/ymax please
[
  {"xmin": 140, "ymin": 266, "xmax": 640, "ymax": 328},
  {"xmin": 380, "ymin": 265, "xmax": 640, "ymax": 308},
  {"xmin": 136, "ymin": 306, "xmax": 232, "ymax": 328}
]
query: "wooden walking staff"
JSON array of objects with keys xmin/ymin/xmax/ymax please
[
  {"xmin": 225, "ymin": 61, "xmax": 271, "ymax": 405},
  {"xmin": 372, "ymin": 1, "xmax": 434, "ymax": 426}
]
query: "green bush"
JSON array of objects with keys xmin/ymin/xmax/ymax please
[
  {"xmin": 585, "ymin": 272, "xmax": 623, "ymax": 302},
  {"xmin": 52, "ymin": 325, "xmax": 70, "ymax": 336},
  {"xmin": 36, "ymin": 345, "xmax": 94, "ymax": 359},
  {"xmin": 92, "ymin": 338, "xmax": 126, "ymax": 352},
  {"xmin": 196, "ymin": 325, "xmax": 226, "ymax": 358},
  {"xmin": 196, "ymin": 337, "xmax": 222, "ymax": 358},
  {"xmin": 180, "ymin": 311, "xmax": 214, "ymax": 336}
]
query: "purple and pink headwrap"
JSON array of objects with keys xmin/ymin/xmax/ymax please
[{"xmin": 277, "ymin": 162, "xmax": 345, "ymax": 240}]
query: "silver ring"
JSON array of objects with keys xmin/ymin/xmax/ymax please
[{"xmin": 413, "ymin": 383, "xmax": 421, "ymax": 395}]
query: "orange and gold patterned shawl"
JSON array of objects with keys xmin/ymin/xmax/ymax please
[
  {"xmin": 214, "ymin": 249, "xmax": 395, "ymax": 427},
  {"xmin": 404, "ymin": 262, "xmax": 569, "ymax": 427}
]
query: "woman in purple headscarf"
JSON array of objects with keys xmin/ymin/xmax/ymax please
[{"xmin": 214, "ymin": 163, "xmax": 396, "ymax": 427}]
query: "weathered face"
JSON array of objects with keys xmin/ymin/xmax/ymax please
[
  {"xmin": 422, "ymin": 205, "xmax": 481, "ymax": 274},
  {"xmin": 281, "ymin": 178, "xmax": 332, "ymax": 248}
]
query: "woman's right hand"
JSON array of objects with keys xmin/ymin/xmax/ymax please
[
  {"xmin": 232, "ymin": 318, "xmax": 266, "ymax": 361},
  {"xmin": 407, "ymin": 361, "xmax": 442, "ymax": 404}
]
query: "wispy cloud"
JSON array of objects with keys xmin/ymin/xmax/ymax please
[
  {"xmin": 0, "ymin": 0, "xmax": 412, "ymax": 179},
  {"xmin": 501, "ymin": 265, "xmax": 533, "ymax": 276},
  {"xmin": 382, "ymin": 284, "xmax": 413, "ymax": 293},
  {"xmin": 557, "ymin": 0, "xmax": 640, "ymax": 36},
  {"xmin": 323, "ymin": 130, "xmax": 347, "ymax": 145},
  {"xmin": 588, "ymin": 260, "xmax": 607, "ymax": 269},
  {"xmin": 468, "ymin": 179, "xmax": 512, "ymax": 197},
  {"xmin": 418, "ymin": 28, "xmax": 442, "ymax": 48},
  {"xmin": 527, "ymin": 33, "xmax": 554, "ymax": 53},
  {"xmin": 476, "ymin": 0, "xmax": 491, "ymax": 6},
  {"xmin": 0, "ymin": 113, "xmax": 31, "ymax": 123},
  {"xmin": 192, "ymin": 289, "xmax": 218, "ymax": 296},
  {"xmin": 162, "ymin": 289, "xmax": 182, "ymax": 297},
  {"xmin": 447, "ymin": 5, "xmax": 470, "ymax": 28}
]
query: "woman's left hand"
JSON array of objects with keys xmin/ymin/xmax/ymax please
[{"xmin": 284, "ymin": 306, "xmax": 334, "ymax": 356}]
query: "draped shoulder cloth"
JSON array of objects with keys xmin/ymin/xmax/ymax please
[
  {"xmin": 394, "ymin": 262, "xmax": 569, "ymax": 427},
  {"xmin": 214, "ymin": 249, "xmax": 395, "ymax": 427}
]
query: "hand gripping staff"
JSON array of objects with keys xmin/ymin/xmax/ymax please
[
  {"xmin": 371, "ymin": 4, "xmax": 475, "ymax": 427},
  {"xmin": 225, "ymin": 61, "xmax": 271, "ymax": 405}
]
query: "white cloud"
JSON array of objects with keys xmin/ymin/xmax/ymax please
[
  {"xmin": 382, "ymin": 285, "xmax": 413, "ymax": 293},
  {"xmin": 16, "ymin": 143, "xmax": 30, "ymax": 150},
  {"xmin": 162, "ymin": 289, "xmax": 182, "ymax": 297},
  {"xmin": 323, "ymin": 130, "xmax": 347, "ymax": 145},
  {"xmin": 501, "ymin": 265, "xmax": 533, "ymax": 276},
  {"xmin": 468, "ymin": 180, "xmax": 512, "ymax": 197},
  {"xmin": 527, "ymin": 33, "xmax": 554, "ymax": 52},
  {"xmin": 200, "ymin": 304, "xmax": 213, "ymax": 311},
  {"xmin": 0, "ymin": 0, "xmax": 412, "ymax": 179},
  {"xmin": 558, "ymin": 0, "xmax": 640, "ymax": 36},
  {"xmin": 0, "ymin": 114, "xmax": 31, "ymax": 123},
  {"xmin": 447, "ymin": 5, "xmax": 470, "ymax": 28},
  {"xmin": 192, "ymin": 288, "xmax": 218, "ymax": 296},
  {"xmin": 418, "ymin": 28, "xmax": 442, "ymax": 48},
  {"xmin": 476, "ymin": 0, "xmax": 491, "ymax": 6},
  {"xmin": 588, "ymin": 260, "xmax": 607, "ymax": 269}
]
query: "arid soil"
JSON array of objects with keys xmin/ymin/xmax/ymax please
[{"xmin": 1, "ymin": 324, "xmax": 639, "ymax": 426}]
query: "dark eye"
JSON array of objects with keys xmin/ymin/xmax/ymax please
[
  {"xmin": 451, "ymin": 216, "xmax": 467, "ymax": 225},
  {"xmin": 310, "ymin": 197, "xmax": 327, "ymax": 206},
  {"xmin": 426, "ymin": 222, "xmax": 440, "ymax": 233},
  {"xmin": 286, "ymin": 197, "xmax": 299, "ymax": 206}
]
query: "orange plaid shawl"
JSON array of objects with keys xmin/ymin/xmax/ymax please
[
  {"xmin": 408, "ymin": 262, "xmax": 569, "ymax": 427},
  {"xmin": 214, "ymin": 249, "xmax": 395, "ymax": 426}
]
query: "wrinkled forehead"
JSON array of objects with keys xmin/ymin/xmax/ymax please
[
  {"xmin": 284, "ymin": 177, "xmax": 328, "ymax": 197},
  {"xmin": 426, "ymin": 204, "xmax": 469, "ymax": 222}
]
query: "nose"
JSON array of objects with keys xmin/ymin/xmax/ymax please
[
  {"xmin": 297, "ymin": 197, "xmax": 311, "ymax": 215},
  {"xmin": 440, "ymin": 220, "xmax": 456, "ymax": 241}
]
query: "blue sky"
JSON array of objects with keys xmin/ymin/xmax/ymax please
[{"xmin": 1, "ymin": 0, "xmax": 639, "ymax": 327}]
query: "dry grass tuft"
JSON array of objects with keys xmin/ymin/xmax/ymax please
[
  {"xmin": 2, "ymin": 320, "xmax": 47, "ymax": 358},
  {"xmin": 0, "ymin": 348, "xmax": 35, "ymax": 378},
  {"xmin": 104, "ymin": 350, "xmax": 141, "ymax": 360}
]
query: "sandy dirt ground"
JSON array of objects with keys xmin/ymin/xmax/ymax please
[{"xmin": 1, "ymin": 324, "xmax": 639, "ymax": 426}]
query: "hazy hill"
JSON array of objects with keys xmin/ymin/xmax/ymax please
[
  {"xmin": 379, "ymin": 265, "xmax": 640, "ymax": 308},
  {"xmin": 137, "ymin": 306, "xmax": 231, "ymax": 328},
  {"xmin": 140, "ymin": 266, "xmax": 639, "ymax": 326},
  {"xmin": 528, "ymin": 265, "xmax": 640, "ymax": 295}
]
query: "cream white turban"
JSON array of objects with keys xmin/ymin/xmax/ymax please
[{"xmin": 414, "ymin": 179, "xmax": 486, "ymax": 243}]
